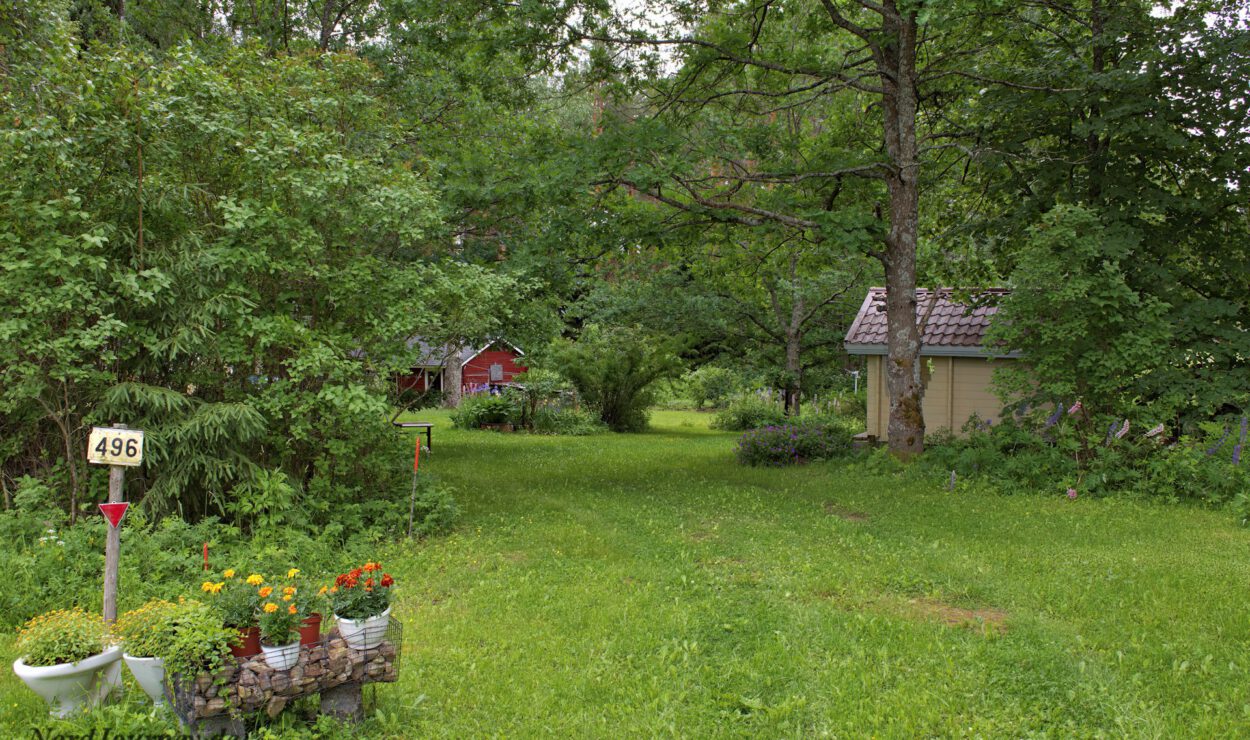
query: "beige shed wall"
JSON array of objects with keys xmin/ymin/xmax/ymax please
[{"xmin": 865, "ymin": 354, "xmax": 1011, "ymax": 441}]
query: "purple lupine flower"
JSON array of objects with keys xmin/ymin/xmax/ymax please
[
  {"xmin": 1044, "ymin": 403, "xmax": 1063, "ymax": 429},
  {"xmin": 1105, "ymin": 421, "xmax": 1117, "ymax": 445},
  {"xmin": 1206, "ymin": 425, "xmax": 1231, "ymax": 456},
  {"xmin": 1067, "ymin": 488, "xmax": 1078, "ymax": 501},
  {"xmin": 1145, "ymin": 423, "xmax": 1165, "ymax": 439},
  {"xmin": 1115, "ymin": 419, "xmax": 1130, "ymax": 439},
  {"xmin": 1234, "ymin": 445, "xmax": 1242, "ymax": 465},
  {"xmin": 1067, "ymin": 401, "xmax": 1083, "ymax": 416}
]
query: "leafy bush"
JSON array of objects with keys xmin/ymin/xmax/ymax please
[
  {"xmin": 685, "ymin": 366, "xmax": 742, "ymax": 409},
  {"xmin": 712, "ymin": 397, "xmax": 788, "ymax": 431},
  {"xmin": 452, "ymin": 392, "xmax": 521, "ymax": 428},
  {"xmin": 15, "ymin": 607, "xmax": 109, "ymax": 666},
  {"xmin": 158, "ymin": 599, "xmax": 237, "ymax": 679},
  {"xmin": 922, "ymin": 413, "xmax": 1250, "ymax": 504},
  {"xmin": 735, "ymin": 423, "xmax": 853, "ymax": 467},
  {"xmin": 545, "ymin": 325, "xmax": 684, "ymax": 432},
  {"xmin": 531, "ymin": 406, "xmax": 606, "ymax": 436},
  {"xmin": 408, "ymin": 476, "xmax": 460, "ymax": 537}
]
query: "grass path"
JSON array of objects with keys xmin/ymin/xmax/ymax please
[
  {"xmin": 380, "ymin": 411, "xmax": 1250, "ymax": 737},
  {"xmin": 3, "ymin": 410, "xmax": 1250, "ymax": 736}
]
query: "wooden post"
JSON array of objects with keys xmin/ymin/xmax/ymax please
[{"xmin": 102, "ymin": 426, "xmax": 126, "ymax": 623}]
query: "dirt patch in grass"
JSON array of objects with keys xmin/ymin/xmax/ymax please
[
  {"xmin": 904, "ymin": 598, "xmax": 1008, "ymax": 634},
  {"xmin": 823, "ymin": 501, "xmax": 869, "ymax": 522}
]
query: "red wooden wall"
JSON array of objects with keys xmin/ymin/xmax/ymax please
[{"xmin": 461, "ymin": 348, "xmax": 525, "ymax": 392}]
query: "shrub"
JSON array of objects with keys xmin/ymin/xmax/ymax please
[
  {"xmin": 451, "ymin": 392, "xmax": 521, "ymax": 429},
  {"xmin": 685, "ymin": 366, "xmax": 742, "ymax": 409},
  {"xmin": 15, "ymin": 607, "xmax": 109, "ymax": 666},
  {"xmin": 712, "ymin": 397, "xmax": 788, "ymax": 431},
  {"xmin": 159, "ymin": 599, "xmax": 237, "ymax": 679},
  {"xmin": 531, "ymin": 406, "xmax": 606, "ymax": 436},
  {"xmin": 545, "ymin": 325, "xmax": 684, "ymax": 433},
  {"xmin": 735, "ymin": 423, "xmax": 853, "ymax": 467},
  {"xmin": 408, "ymin": 476, "xmax": 460, "ymax": 537}
]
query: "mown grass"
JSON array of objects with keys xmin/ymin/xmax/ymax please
[{"xmin": 3, "ymin": 410, "xmax": 1250, "ymax": 737}]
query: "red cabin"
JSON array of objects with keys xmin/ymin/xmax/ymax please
[{"xmin": 396, "ymin": 339, "xmax": 525, "ymax": 396}]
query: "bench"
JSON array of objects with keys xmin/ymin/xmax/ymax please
[{"xmin": 391, "ymin": 421, "xmax": 432, "ymax": 451}]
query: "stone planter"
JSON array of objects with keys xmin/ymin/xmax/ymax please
[
  {"xmin": 335, "ymin": 607, "xmax": 390, "ymax": 651},
  {"xmin": 260, "ymin": 641, "xmax": 301, "ymax": 671},
  {"xmin": 122, "ymin": 653, "xmax": 166, "ymax": 706},
  {"xmin": 171, "ymin": 625, "xmax": 399, "ymax": 730},
  {"xmin": 299, "ymin": 613, "xmax": 323, "ymax": 646},
  {"xmin": 13, "ymin": 646, "xmax": 122, "ymax": 718}
]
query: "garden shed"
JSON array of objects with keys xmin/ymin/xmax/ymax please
[
  {"xmin": 396, "ymin": 339, "xmax": 525, "ymax": 396},
  {"xmin": 844, "ymin": 288, "xmax": 1019, "ymax": 442}
]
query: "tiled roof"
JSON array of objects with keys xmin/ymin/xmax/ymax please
[{"xmin": 844, "ymin": 288, "xmax": 1013, "ymax": 356}]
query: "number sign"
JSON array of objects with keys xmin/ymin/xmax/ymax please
[{"xmin": 87, "ymin": 428, "xmax": 144, "ymax": 467}]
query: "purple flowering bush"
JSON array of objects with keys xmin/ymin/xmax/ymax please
[{"xmin": 735, "ymin": 423, "xmax": 852, "ymax": 466}]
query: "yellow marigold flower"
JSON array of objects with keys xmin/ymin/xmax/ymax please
[
  {"xmin": 223, "ymin": 569, "xmax": 236, "ymax": 579},
  {"xmin": 201, "ymin": 581, "xmax": 215, "ymax": 593},
  {"xmin": 258, "ymin": 586, "xmax": 273, "ymax": 598},
  {"xmin": 287, "ymin": 568, "xmax": 300, "ymax": 579},
  {"xmin": 282, "ymin": 594, "xmax": 292, "ymax": 602},
  {"xmin": 287, "ymin": 604, "xmax": 297, "ymax": 615},
  {"xmin": 318, "ymin": 586, "xmax": 328, "ymax": 596},
  {"xmin": 246, "ymin": 574, "xmax": 264, "ymax": 586},
  {"xmin": 212, "ymin": 582, "xmax": 225, "ymax": 594},
  {"xmin": 263, "ymin": 602, "xmax": 278, "ymax": 613},
  {"xmin": 283, "ymin": 586, "xmax": 296, "ymax": 596}
]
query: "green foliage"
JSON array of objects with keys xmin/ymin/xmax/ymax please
[
  {"xmin": 407, "ymin": 476, "xmax": 460, "ymax": 539},
  {"xmin": 203, "ymin": 572, "xmax": 263, "ymax": 630},
  {"xmin": 15, "ymin": 607, "xmax": 108, "ymax": 667},
  {"xmin": 734, "ymin": 423, "xmax": 853, "ymax": 467},
  {"xmin": 545, "ymin": 325, "xmax": 684, "ymax": 432},
  {"xmin": 112, "ymin": 599, "xmax": 181, "ymax": 658},
  {"xmin": 990, "ymin": 206, "xmax": 1172, "ymax": 418},
  {"xmin": 451, "ymin": 393, "xmax": 522, "ymax": 428},
  {"xmin": 684, "ymin": 366, "xmax": 742, "ymax": 410},
  {"xmin": 157, "ymin": 599, "xmax": 236, "ymax": 679},
  {"xmin": 531, "ymin": 407, "xmax": 606, "ymax": 436},
  {"xmin": 711, "ymin": 397, "xmax": 788, "ymax": 432}
]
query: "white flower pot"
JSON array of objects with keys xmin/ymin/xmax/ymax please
[
  {"xmin": 122, "ymin": 653, "xmax": 166, "ymax": 706},
  {"xmin": 13, "ymin": 646, "xmax": 122, "ymax": 718},
  {"xmin": 335, "ymin": 607, "xmax": 391, "ymax": 650},
  {"xmin": 260, "ymin": 641, "xmax": 301, "ymax": 671}
]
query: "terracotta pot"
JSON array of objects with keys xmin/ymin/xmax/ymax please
[
  {"xmin": 229, "ymin": 626, "xmax": 261, "ymax": 658},
  {"xmin": 298, "ymin": 613, "xmax": 323, "ymax": 646}
]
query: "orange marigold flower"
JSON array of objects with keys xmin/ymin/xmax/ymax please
[
  {"xmin": 328, "ymin": 586, "xmax": 338, "ymax": 594},
  {"xmin": 258, "ymin": 586, "xmax": 273, "ymax": 598},
  {"xmin": 348, "ymin": 568, "xmax": 362, "ymax": 579},
  {"xmin": 318, "ymin": 586, "xmax": 328, "ymax": 596},
  {"xmin": 381, "ymin": 574, "xmax": 394, "ymax": 588},
  {"xmin": 263, "ymin": 602, "xmax": 278, "ymax": 614},
  {"xmin": 287, "ymin": 604, "xmax": 297, "ymax": 615},
  {"xmin": 283, "ymin": 586, "xmax": 296, "ymax": 596}
]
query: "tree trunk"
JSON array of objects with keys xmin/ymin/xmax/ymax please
[
  {"xmin": 442, "ymin": 345, "xmax": 463, "ymax": 408},
  {"xmin": 783, "ymin": 331, "xmax": 802, "ymax": 417},
  {"xmin": 879, "ymin": 7, "xmax": 926, "ymax": 458}
]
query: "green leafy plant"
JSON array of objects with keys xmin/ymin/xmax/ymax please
[
  {"xmin": 452, "ymin": 393, "xmax": 521, "ymax": 428},
  {"xmin": 531, "ymin": 406, "xmax": 605, "ymax": 436},
  {"xmin": 15, "ymin": 607, "xmax": 108, "ymax": 667},
  {"xmin": 112, "ymin": 599, "xmax": 180, "ymax": 658},
  {"xmin": 159, "ymin": 599, "xmax": 236, "ymax": 680},
  {"xmin": 202, "ymin": 570, "xmax": 265, "ymax": 628},
  {"xmin": 734, "ymin": 423, "xmax": 853, "ymax": 467},
  {"xmin": 711, "ymin": 397, "xmax": 788, "ymax": 432},
  {"xmin": 330, "ymin": 563, "xmax": 395, "ymax": 621}
]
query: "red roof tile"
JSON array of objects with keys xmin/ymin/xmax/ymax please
[{"xmin": 844, "ymin": 288, "xmax": 1012, "ymax": 355}]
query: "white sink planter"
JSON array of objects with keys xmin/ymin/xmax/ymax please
[
  {"xmin": 13, "ymin": 646, "xmax": 122, "ymax": 717},
  {"xmin": 335, "ymin": 607, "xmax": 391, "ymax": 650},
  {"xmin": 122, "ymin": 654, "xmax": 166, "ymax": 705},
  {"xmin": 260, "ymin": 641, "xmax": 301, "ymax": 671}
]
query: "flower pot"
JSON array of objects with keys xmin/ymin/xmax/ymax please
[
  {"xmin": 122, "ymin": 653, "xmax": 166, "ymax": 706},
  {"xmin": 335, "ymin": 607, "xmax": 391, "ymax": 650},
  {"xmin": 13, "ymin": 646, "xmax": 123, "ymax": 718},
  {"xmin": 260, "ymin": 641, "xmax": 301, "ymax": 671},
  {"xmin": 229, "ymin": 626, "xmax": 261, "ymax": 659},
  {"xmin": 298, "ymin": 613, "xmax": 323, "ymax": 646}
]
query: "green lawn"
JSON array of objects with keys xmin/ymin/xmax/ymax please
[{"xmin": 4, "ymin": 410, "xmax": 1250, "ymax": 736}]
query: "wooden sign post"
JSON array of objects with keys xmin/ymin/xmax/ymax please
[{"xmin": 87, "ymin": 425, "xmax": 143, "ymax": 622}]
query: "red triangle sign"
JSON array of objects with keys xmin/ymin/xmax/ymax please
[{"xmin": 99, "ymin": 502, "xmax": 129, "ymax": 528}]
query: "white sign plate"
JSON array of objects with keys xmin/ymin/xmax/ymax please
[{"xmin": 87, "ymin": 428, "xmax": 144, "ymax": 467}]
